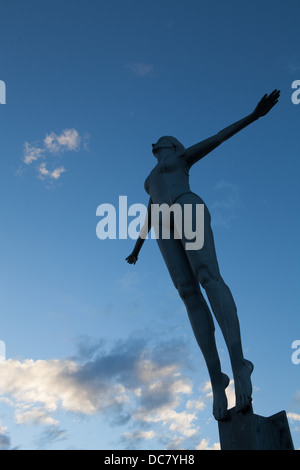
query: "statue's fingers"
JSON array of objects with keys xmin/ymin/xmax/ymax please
[
  {"xmin": 260, "ymin": 93, "xmax": 268, "ymax": 102},
  {"xmin": 260, "ymin": 94, "xmax": 268, "ymax": 105},
  {"xmin": 266, "ymin": 99, "xmax": 279, "ymax": 112},
  {"xmin": 266, "ymin": 92, "xmax": 278, "ymax": 104},
  {"xmin": 269, "ymin": 89, "xmax": 280, "ymax": 100},
  {"xmin": 270, "ymin": 96, "xmax": 279, "ymax": 106},
  {"xmin": 271, "ymin": 99, "xmax": 279, "ymax": 108}
]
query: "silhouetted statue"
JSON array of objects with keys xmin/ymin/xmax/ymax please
[{"xmin": 126, "ymin": 90, "xmax": 280, "ymax": 421}]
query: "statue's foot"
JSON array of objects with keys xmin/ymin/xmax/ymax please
[
  {"xmin": 235, "ymin": 359, "xmax": 254, "ymax": 413},
  {"xmin": 212, "ymin": 373, "xmax": 230, "ymax": 421}
]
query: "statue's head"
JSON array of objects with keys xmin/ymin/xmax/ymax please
[{"xmin": 152, "ymin": 136, "xmax": 185, "ymax": 159}]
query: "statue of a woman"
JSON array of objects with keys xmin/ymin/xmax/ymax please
[{"xmin": 126, "ymin": 90, "xmax": 280, "ymax": 420}]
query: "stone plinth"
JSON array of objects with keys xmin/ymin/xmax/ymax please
[{"xmin": 218, "ymin": 407, "xmax": 294, "ymax": 450}]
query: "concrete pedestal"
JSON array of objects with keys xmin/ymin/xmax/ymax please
[{"xmin": 218, "ymin": 407, "xmax": 294, "ymax": 450}]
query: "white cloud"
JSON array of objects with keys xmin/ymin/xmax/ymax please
[
  {"xmin": 0, "ymin": 358, "xmax": 128, "ymax": 416},
  {"xmin": 0, "ymin": 336, "xmax": 218, "ymax": 449},
  {"xmin": 23, "ymin": 142, "xmax": 44, "ymax": 165},
  {"xmin": 16, "ymin": 408, "xmax": 59, "ymax": 427},
  {"xmin": 22, "ymin": 128, "xmax": 85, "ymax": 182},
  {"xmin": 51, "ymin": 166, "xmax": 66, "ymax": 180},
  {"xmin": 0, "ymin": 340, "xmax": 6, "ymax": 364},
  {"xmin": 186, "ymin": 398, "xmax": 205, "ymax": 411},
  {"xmin": 38, "ymin": 162, "xmax": 49, "ymax": 177},
  {"xmin": 44, "ymin": 129, "xmax": 81, "ymax": 154},
  {"xmin": 132, "ymin": 385, "xmax": 199, "ymax": 442},
  {"xmin": 287, "ymin": 412, "xmax": 300, "ymax": 423},
  {"xmin": 43, "ymin": 134, "xmax": 59, "ymax": 153},
  {"xmin": 223, "ymin": 379, "xmax": 236, "ymax": 409},
  {"xmin": 38, "ymin": 163, "xmax": 66, "ymax": 180},
  {"xmin": 195, "ymin": 438, "xmax": 220, "ymax": 450},
  {"xmin": 166, "ymin": 410, "xmax": 198, "ymax": 438},
  {"xmin": 0, "ymin": 422, "xmax": 8, "ymax": 435}
]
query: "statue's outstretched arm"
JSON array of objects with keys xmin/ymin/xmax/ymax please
[
  {"xmin": 185, "ymin": 89, "xmax": 280, "ymax": 168},
  {"xmin": 125, "ymin": 197, "xmax": 152, "ymax": 264}
]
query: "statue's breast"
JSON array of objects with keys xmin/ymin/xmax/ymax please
[{"xmin": 144, "ymin": 156, "xmax": 189, "ymax": 201}]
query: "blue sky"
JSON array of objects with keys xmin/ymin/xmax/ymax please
[{"xmin": 0, "ymin": 0, "xmax": 299, "ymax": 450}]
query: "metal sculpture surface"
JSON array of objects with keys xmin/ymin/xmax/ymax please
[{"xmin": 126, "ymin": 90, "xmax": 280, "ymax": 420}]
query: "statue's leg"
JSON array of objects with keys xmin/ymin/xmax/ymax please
[
  {"xmin": 154, "ymin": 225, "xmax": 229, "ymax": 420},
  {"xmin": 176, "ymin": 194, "xmax": 253, "ymax": 413}
]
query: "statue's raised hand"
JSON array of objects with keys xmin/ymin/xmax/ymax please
[
  {"xmin": 125, "ymin": 253, "xmax": 138, "ymax": 265},
  {"xmin": 253, "ymin": 89, "xmax": 280, "ymax": 119}
]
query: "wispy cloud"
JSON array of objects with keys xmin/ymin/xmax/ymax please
[
  {"xmin": 287, "ymin": 54, "xmax": 300, "ymax": 74},
  {"xmin": 21, "ymin": 128, "xmax": 87, "ymax": 183},
  {"xmin": 288, "ymin": 63, "xmax": 300, "ymax": 74},
  {"xmin": 165, "ymin": 19, "xmax": 175, "ymax": 29},
  {"xmin": 117, "ymin": 271, "xmax": 142, "ymax": 292},
  {"xmin": 211, "ymin": 181, "xmax": 241, "ymax": 228},
  {"xmin": 122, "ymin": 429, "xmax": 156, "ymax": 444},
  {"xmin": 126, "ymin": 62, "xmax": 155, "ymax": 77},
  {"xmin": 293, "ymin": 390, "xmax": 300, "ymax": 406}
]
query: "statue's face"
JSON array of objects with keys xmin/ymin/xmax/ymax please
[{"xmin": 152, "ymin": 137, "xmax": 174, "ymax": 159}]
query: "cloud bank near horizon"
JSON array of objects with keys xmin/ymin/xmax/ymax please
[{"xmin": 0, "ymin": 334, "xmax": 221, "ymax": 450}]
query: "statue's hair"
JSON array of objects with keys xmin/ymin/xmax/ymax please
[{"xmin": 156, "ymin": 136, "xmax": 185, "ymax": 153}]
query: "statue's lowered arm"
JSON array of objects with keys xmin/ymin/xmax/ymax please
[{"xmin": 125, "ymin": 197, "xmax": 153, "ymax": 264}]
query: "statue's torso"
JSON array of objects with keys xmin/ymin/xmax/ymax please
[{"xmin": 144, "ymin": 153, "xmax": 192, "ymax": 205}]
